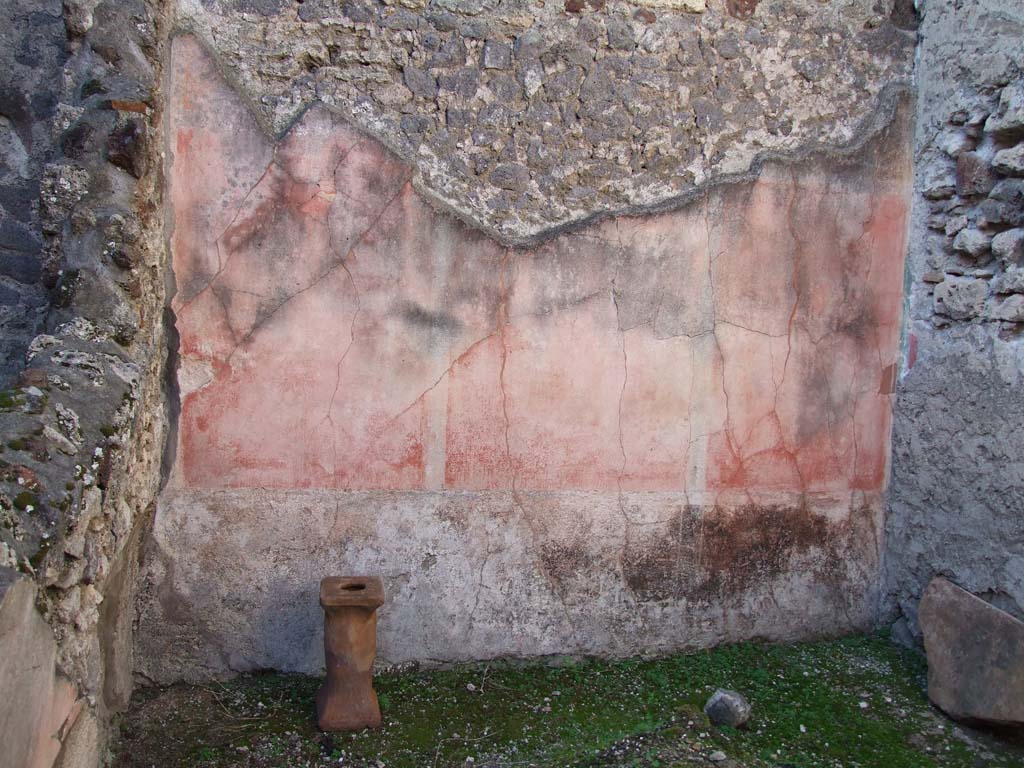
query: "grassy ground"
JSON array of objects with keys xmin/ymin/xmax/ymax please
[{"xmin": 114, "ymin": 634, "xmax": 1023, "ymax": 768}]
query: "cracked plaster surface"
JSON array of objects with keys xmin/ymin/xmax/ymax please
[{"xmin": 138, "ymin": 35, "xmax": 912, "ymax": 679}]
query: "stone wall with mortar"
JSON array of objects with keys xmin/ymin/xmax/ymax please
[
  {"xmin": 882, "ymin": 0, "xmax": 1024, "ymax": 641},
  {"xmin": 5, "ymin": 0, "xmax": 1022, "ymax": 757},
  {"xmin": 0, "ymin": 0, "xmax": 170, "ymax": 765},
  {"xmin": 172, "ymin": 0, "xmax": 916, "ymax": 242},
  {"xmin": 136, "ymin": 6, "xmax": 915, "ymax": 679}
]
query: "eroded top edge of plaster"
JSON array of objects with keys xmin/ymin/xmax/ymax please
[{"xmin": 170, "ymin": 25, "xmax": 915, "ymax": 247}]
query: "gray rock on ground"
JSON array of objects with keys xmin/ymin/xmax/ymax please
[
  {"xmin": 919, "ymin": 576, "xmax": 1024, "ymax": 727},
  {"xmin": 704, "ymin": 688, "xmax": 752, "ymax": 728}
]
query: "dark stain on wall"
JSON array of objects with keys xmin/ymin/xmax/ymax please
[{"xmin": 616, "ymin": 501, "xmax": 878, "ymax": 604}]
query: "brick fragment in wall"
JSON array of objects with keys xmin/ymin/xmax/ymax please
[{"xmin": 955, "ymin": 152, "xmax": 996, "ymax": 197}]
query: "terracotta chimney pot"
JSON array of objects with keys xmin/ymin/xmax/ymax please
[{"xmin": 316, "ymin": 576, "xmax": 385, "ymax": 731}]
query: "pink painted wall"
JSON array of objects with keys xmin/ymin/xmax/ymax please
[
  {"xmin": 143, "ymin": 36, "xmax": 912, "ymax": 677},
  {"xmin": 170, "ymin": 39, "xmax": 906, "ymax": 498}
]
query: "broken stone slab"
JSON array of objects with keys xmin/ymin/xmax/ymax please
[
  {"xmin": 52, "ymin": 708, "xmax": 100, "ymax": 768},
  {"xmin": 919, "ymin": 576, "xmax": 1024, "ymax": 727},
  {"xmin": 704, "ymin": 688, "xmax": 751, "ymax": 728}
]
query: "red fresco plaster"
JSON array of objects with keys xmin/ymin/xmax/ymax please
[{"xmin": 169, "ymin": 36, "xmax": 909, "ymax": 496}]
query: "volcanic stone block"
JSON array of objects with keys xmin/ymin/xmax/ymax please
[
  {"xmin": 955, "ymin": 152, "xmax": 995, "ymax": 197},
  {"xmin": 919, "ymin": 577, "xmax": 1024, "ymax": 727},
  {"xmin": 403, "ymin": 65, "xmax": 437, "ymax": 99},
  {"xmin": 481, "ymin": 39, "xmax": 511, "ymax": 70},
  {"xmin": 993, "ymin": 145, "xmax": 1024, "ymax": 177},
  {"xmin": 951, "ymin": 228, "xmax": 990, "ymax": 259},
  {"xmin": 985, "ymin": 84, "xmax": 1024, "ymax": 140},
  {"xmin": 933, "ymin": 276, "xmax": 988, "ymax": 319},
  {"xmin": 989, "ymin": 295, "xmax": 1024, "ymax": 322},
  {"xmin": 993, "ymin": 229, "xmax": 1024, "ymax": 266}
]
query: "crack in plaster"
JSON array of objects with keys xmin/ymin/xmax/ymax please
[
  {"xmin": 495, "ymin": 248, "xmax": 579, "ymax": 642},
  {"xmin": 176, "ymin": 149, "xmax": 281, "ymax": 313},
  {"xmin": 224, "ymin": 174, "xmax": 412, "ymax": 364}
]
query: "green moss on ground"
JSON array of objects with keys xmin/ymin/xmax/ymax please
[
  {"xmin": 0, "ymin": 390, "xmax": 24, "ymax": 410},
  {"xmin": 113, "ymin": 634, "xmax": 1023, "ymax": 768},
  {"xmin": 12, "ymin": 491, "xmax": 38, "ymax": 510}
]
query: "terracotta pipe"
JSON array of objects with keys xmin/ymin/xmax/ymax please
[{"xmin": 316, "ymin": 576, "xmax": 385, "ymax": 731}]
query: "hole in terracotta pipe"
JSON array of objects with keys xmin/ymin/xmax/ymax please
[{"xmin": 343, "ymin": 584, "xmax": 366, "ymax": 591}]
